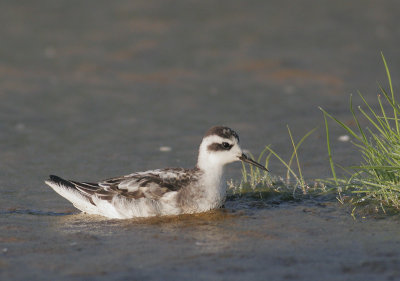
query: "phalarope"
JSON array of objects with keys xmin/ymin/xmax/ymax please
[{"xmin": 45, "ymin": 126, "xmax": 267, "ymax": 219}]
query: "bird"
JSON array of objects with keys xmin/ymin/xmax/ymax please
[{"xmin": 45, "ymin": 126, "xmax": 268, "ymax": 219}]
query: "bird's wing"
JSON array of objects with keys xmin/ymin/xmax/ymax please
[{"xmin": 72, "ymin": 168, "xmax": 196, "ymax": 202}]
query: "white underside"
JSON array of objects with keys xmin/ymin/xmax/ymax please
[{"xmin": 45, "ymin": 181, "xmax": 182, "ymax": 219}]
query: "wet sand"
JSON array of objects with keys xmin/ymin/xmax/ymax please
[{"xmin": 1, "ymin": 0, "xmax": 400, "ymax": 280}]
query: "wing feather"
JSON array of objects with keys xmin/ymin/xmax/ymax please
[{"xmin": 72, "ymin": 168, "xmax": 199, "ymax": 202}]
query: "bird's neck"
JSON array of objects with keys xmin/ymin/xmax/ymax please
[
  {"xmin": 191, "ymin": 162, "xmax": 225, "ymax": 211},
  {"xmin": 196, "ymin": 157, "xmax": 225, "ymax": 191},
  {"xmin": 196, "ymin": 153, "xmax": 225, "ymax": 181},
  {"xmin": 199, "ymin": 165, "xmax": 224, "ymax": 186}
]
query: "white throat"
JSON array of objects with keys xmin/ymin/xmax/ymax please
[
  {"xmin": 197, "ymin": 154, "xmax": 225, "ymax": 186},
  {"xmin": 195, "ymin": 154, "xmax": 226, "ymax": 211}
]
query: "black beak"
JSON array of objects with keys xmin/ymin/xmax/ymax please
[{"xmin": 239, "ymin": 153, "xmax": 269, "ymax": 172}]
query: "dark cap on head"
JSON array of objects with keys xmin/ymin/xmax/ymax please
[{"xmin": 204, "ymin": 126, "xmax": 239, "ymax": 142}]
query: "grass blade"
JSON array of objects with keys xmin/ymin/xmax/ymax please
[{"xmin": 323, "ymin": 111, "xmax": 338, "ymax": 185}]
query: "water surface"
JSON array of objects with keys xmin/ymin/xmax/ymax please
[{"xmin": 1, "ymin": 0, "xmax": 400, "ymax": 280}]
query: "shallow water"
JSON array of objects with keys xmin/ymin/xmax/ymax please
[
  {"xmin": 1, "ymin": 0, "xmax": 400, "ymax": 280},
  {"xmin": 2, "ymin": 201, "xmax": 400, "ymax": 280}
]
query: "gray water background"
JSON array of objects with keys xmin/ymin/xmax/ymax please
[{"xmin": 1, "ymin": 0, "xmax": 400, "ymax": 280}]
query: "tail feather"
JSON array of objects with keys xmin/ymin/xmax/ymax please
[
  {"xmin": 45, "ymin": 175, "xmax": 99, "ymax": 214},
  {"xmin": 46, "ymin": 175, "xmax": 100, "ymax": 197},
  {"xmin": 48, "ymin": 175, "xmax": 76, "ymax": 189}
]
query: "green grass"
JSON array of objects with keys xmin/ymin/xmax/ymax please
[
  {"xmin": 230, "ymin": 53, "xmax": 400, "ymax": 214},
  {"xmin": 227, "ymin": 126, "xmax": 327, "ymax": 201},
  {"xmin": 320, "ymin": 53, "xmax": 400, "ymax": 213}
]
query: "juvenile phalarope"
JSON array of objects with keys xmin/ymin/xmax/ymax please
[{"xmin": 45, "ymin": 126, "xmax": 267, "ymax": 219}]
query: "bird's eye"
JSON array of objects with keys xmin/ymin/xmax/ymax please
[{"xmin": 222, "ymin": 142, "xmax": 231, "ymax": 149}]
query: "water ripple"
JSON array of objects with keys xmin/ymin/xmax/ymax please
[{"xmin": 0, "ymin": 209, "xmax": 75, "ymax": 216}]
